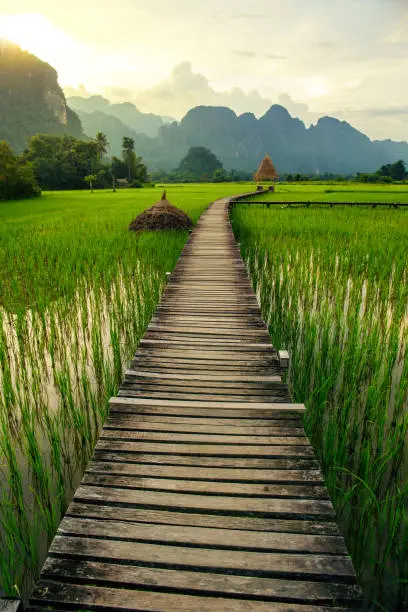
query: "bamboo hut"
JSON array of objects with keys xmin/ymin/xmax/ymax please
[
  {"xmin": 254, "ymin": 154, "xmax": 278, "ymax": 188},
  {"xmin": 128, "ymin": 191, "xmax": 193, "ymax": 232}
]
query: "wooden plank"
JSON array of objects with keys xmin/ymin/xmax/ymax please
[
  {"xmin": 58, "ymin": 517, "xmax": 345, "ymax": 553},
  {"xmin": 109, "ymin": 397, "xmax": 306, "ymax": 412},
  {"xmin": 118, "ymin": 390, "xmax": 292, "ymax": 404},
  {"xmin": 48, "ymin": 536, "xmax": 354, "ymax": 579},
  {"xmin": 74, "ymin": 485, "xmax": 335, "ymax": 518},
  {"xmin": 86, "ymin": 461, "xmax": 324, "ymax": 483},
  {"xmin": 94, "ymin": 440, "xmax": 314, "ymax": 458},
  {"xmin": 105, "ymin": 418, "xmax": 304, "ymax": 435},
  {"xmin": 30, "ymin": 581, "xmax": 354, "ymax": 611},
  {"xmin": 124, "ymin": 369, "xmax": 282, "ymax": 382},
  {"xmin": 94, "ymin": 449, "xmax": 320, "ymax": 469},
  {"xmin": 106, "ymin": 413, "xmax": 304, "ymax": 426},
  {"xmin": 100, "ymin": 429, "xmax": 308, "ymax": 446},
  {"xmin": 109, "ymin": 403, "xmax": 303, "ymax": 419},
  {"xmin": 65, "ymin": 502, "xmax": 339, "ymax": 535},
  {"xmin": 40, "ymin": 557, "xmax": 363, "ymax": 605},
  {"xmin": 82, "ymin": 473, "xmax": 328, "ymax": 499}
]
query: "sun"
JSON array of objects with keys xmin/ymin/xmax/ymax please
[
  {"xmin": 0, "ymin": 13, "xmax": 89, "ymax": 87},
  {"xmin": 0, "ymin": 14, "xmax": 61, "ymax": 60}
]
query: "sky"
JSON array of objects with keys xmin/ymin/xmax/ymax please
[{"xmin": 1, "ymin": 0, "xmax": 408, "ymax": 140}]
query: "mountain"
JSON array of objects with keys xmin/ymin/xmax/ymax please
[
  {"xmin": 0, "ymin": 41, "xmax": 83, "ymax": 152},
  {"xmin": 70, "ymin": 109, "xmax": 140, "ymax": 157},
  {"xmin": 1, "ymin": 44, "xmax": 407, "ymax": 173},
  {"xmin": 133, "ymin": 105, "xmax": 408, "ymax": 174},
  {"xmin": 67, "ymin": 95, "xmax": 167, "ymax": 139}
]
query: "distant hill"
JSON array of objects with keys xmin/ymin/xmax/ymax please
[
  {"xmin": 134, "ymin": 105, "xmax": 408, "ymax": 174},
  {"xmin": 0, "ymin": 41, "xmax": 83, "ymax": 152},
  {"xmin": 1, "ymin": 44, "xmax": 407, "ymax": 173},
  {"xmin": 68, "ymin": 95, "xmax": 169, "ymax": 141}
]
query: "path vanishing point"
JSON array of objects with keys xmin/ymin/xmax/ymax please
[{"xmin": 27, "ymin": 194, "xmax": 363, "ymax": 611}]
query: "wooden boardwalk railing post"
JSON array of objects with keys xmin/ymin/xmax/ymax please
[{"xmin": 28, "ymin": 192, "xmax": 362, "ymax": 611}]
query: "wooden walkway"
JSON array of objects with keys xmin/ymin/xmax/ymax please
[{"xmin": 28, "ymin": 196, "xmax": 362, "ymax": 611}]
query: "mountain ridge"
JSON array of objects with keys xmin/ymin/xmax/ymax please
[
  {"xmin": 1, "ymin": 44, "xmax": 407, "ymax": 174},
  {"xmin": 0, "ymin": 41, "xmax": 84, "ymax": 152}
]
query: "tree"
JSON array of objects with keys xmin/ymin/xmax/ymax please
[
  {"xmin": 177, "ymin": 147, "xmax": 223, "ymax": 181},
  {"xmin": 122, "ymin": 136, "xmax": 135, "ymax": 182},
  {"xmin": 111, "ymin": 156, "xmax": 128, "ymax": 180},
  {"xmin": 212, "ymin": 168, "xmax": 227, "ymax": 183},
  {"xmin": 94, "ymin": 132, "xmax": 108, "ymax": 162},
  {"xmin": 0, "ymin": 140, "xmax": 41, "ymax": 200},
  {"xmin": 24, "ymin": 134, "xmax": 100, "ymax": 189},
  {"xmin": 390, "ymin": 159, "xmax": 406, "ymax": 181},
  {"xmin": 84, "ymin": 174, "xmax": 97, "ymax": 192}
]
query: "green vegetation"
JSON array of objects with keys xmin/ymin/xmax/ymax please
[
  {"xmin": 231, "ymin": 191, "xmax": 408, "ymax": 610},
  {"xmin": 177, "ymin": 146, "xmax": 223, "ymax": 181},
  {"xmin": 19, "ymin": 133, "xmax": 147, "ymax": 191},
  {"xmin": 357, "ymin": 159, "xmax": 407, "ymax": 183},
  {"xmin": 0, "ymin": 141, "xmax": 40, "ymax": 200},
  {"xmin": 0, "ymin": 184, "xmax": 252, "ymax": 598},
  {"xmin": 245, "ymin": 182, "xmax": 408, "ymax": 203}
]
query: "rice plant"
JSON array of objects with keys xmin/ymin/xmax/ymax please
[
  {"xmin": 0, "ymin": 185, "xmax": 245, "ymax": 598},
  {"xmin": 231, "ymin": 202, "xmax": 408, "ymax": 610}
]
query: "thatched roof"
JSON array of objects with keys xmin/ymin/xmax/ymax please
[
  {"xmin": 128, "ymin": 190, "xmax": 194, "ymax": 232},
  {"xmin": 254, "ymin": 154, "xmax": 278, "ymax": 181}
]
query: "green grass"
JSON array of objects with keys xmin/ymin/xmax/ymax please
[
  {"xmin": 0, "ymin": 183, "xmax": 251, "ymax": 598},
  {"xmin": 249, "ymin": 182, "xmax": 408, "ymax": 203},
  {"xmin": 231, "ymin": 201, "xmax": 408, "ymax": 611}
]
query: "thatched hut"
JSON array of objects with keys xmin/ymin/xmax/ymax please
[
  {"xmin": 128, "ymin": 191, "xmax": 193, "ymax": 232},
  {"xmin": 254, "ymin": 154, "xmax": 278, "ymax": 184}
]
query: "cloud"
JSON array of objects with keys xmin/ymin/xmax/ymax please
[
  {"xmin": 314, "ymin": 41, "xmax": 336, "ymax": 48},
  {"xmin": 63, "ymin": 84, "xmax": 91, "ymax": 98},
  {"xmin": 133, "ymin": 61, "xmax": 272, "ymax": 118},
  {"xmin": 234, "ymin": 50, "xmax": 256, "ymax": 58},
  {"xmin": 234, "ymin": 50, "xmax": 286, "ymax": 60},
  {"xmin": 104, "ymin": 86, "xmax": 135, "ymax": 101},
  {"xmin": 265, "ymin": 53, "xmax": 286, "ymax": 60},
  {"xmin": 360, "ymin": 105, "xmax": 408, "ymax": 116}
]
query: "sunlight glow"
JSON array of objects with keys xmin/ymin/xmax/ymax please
[{"xmin": 0, "ymin": 13, "xmax": 87, "ymax": 86}]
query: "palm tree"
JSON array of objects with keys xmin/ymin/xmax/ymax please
[
  {"xmin": 94, "ymin": 132, "xmax": 108, "ymax": 162},
  {"xmin": 122, "ymin": 136, "xmax": 135, "ymax": 182}
]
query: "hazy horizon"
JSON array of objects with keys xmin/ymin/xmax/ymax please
[{"xmin": 1, "ymin": 1, "xmax": 408, "ymax": 141}]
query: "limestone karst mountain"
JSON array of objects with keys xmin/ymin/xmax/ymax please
[{"xmin": 0, "ymin": 41, "xmax": 83, "ymax": 152}]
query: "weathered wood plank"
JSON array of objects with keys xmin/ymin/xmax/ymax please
[
  {"xmin": 40, "ymin": 558, "xmax": 363, "ymax": 605},
  {"xmin": 81, "ymin": 473, "xmax": 328, "ymax": 499},
  {"xmin": 93, "ymin": 448, "xmax": 320, "ymax": 469},
  {"xmin": 57, "ymin": 517, "xmax": 346, "ymax": 553},
  {"xmin": 109, "ymin": 396, "xmax": 306, "ymax": 412},
  {"xmin": 100, "ymin": 429, "xmax": 309, "ymax": 446},
  {"xmin": 65, "ymin": 502, "xmax": 339, "ymax": 534},
  {"xmin": 86, "ymin": 462, "xmax": 324, "ymax": 483},
  {"xmin": 74, "ymin": 485, "xmax": 335, "ymax": 518},
  {"xmin": 48, "ymin": 536, "xmax": 354, "ymax": 579},
  {"xmin": 30, "ymin": 581, "xmax": 355, "ymax": 611}
]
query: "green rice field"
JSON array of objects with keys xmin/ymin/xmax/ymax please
[
  {"xmin": 0, "ymin": 182, "xmax": 407, "ymax": 608},
  {"xmin": 231, "ymin": 186, "xmax": 408, "ymax": 610},
  {"xmin": 245, "ymin": 182, "xmax": 408, "ymax": 204},
  {"xmin": 0, "ymin": 184, "xmax": 251, "ymax": 599}
]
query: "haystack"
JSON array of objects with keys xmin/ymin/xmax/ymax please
[
  {"xmin": 254, "ymin": 154, "xmax": 278, "ymax": 182},
  {"xmin": 128, "ymin": 191, "xmax": 193, "ymax": 232}
]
